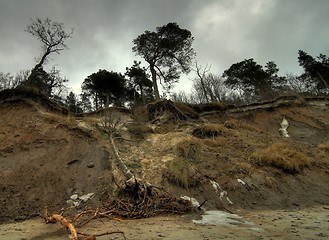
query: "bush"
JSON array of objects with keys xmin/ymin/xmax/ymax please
[{"xmin": 250, "ymin": 142, "xmax": 310, "ymax": 174}]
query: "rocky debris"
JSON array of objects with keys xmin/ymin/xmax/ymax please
[
  {"xmin": 67, "ymin": 192, "xmax": 95, "ymax": 207},
  {"xmin": 279, "ymin": 117, "xmax": 290, "ymax": 138}
]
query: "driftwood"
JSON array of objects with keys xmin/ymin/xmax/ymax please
[
  {"xmin": 43, "ymin": 207, "xmax": 126, "ymax": 240},
  {"xmin": 44, "ymin": 208, "xmax": 78, "ymax": 240}
]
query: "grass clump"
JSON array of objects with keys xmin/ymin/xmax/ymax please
[
  {"xmin": 250, "ymin": 142, "xmax": 310, "ymax": 174},
  {"xmin": 224, "ymin": 119, "xmax": 261, "ymax": 132},
  {"xmin": 126, "ymin": 123, "xmax": 153, "ymax": 139},
  {"xmin": 192, "ymin": 123, "xmax": 231, "ymax": 138},
  {"xmin": 202, "ymin": 137, "xmax": 227, "ymax": 148},
  {"xmin": 165, "ymin": 158, "xmax": 200, "ymax": 189},
  {"xmin": 175, "ymin": 137, "xmax": 202, "ymax": 161},
  {"xmin": 319, "ymin": 140, "xmax": 329, "ymax": 153}
]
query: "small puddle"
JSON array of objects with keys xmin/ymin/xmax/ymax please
[{"xmin": 192, "ymin": 210, "xmax": 258, "ymax": 229}]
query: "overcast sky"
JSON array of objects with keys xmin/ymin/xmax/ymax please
[{"xmin": 1, "ymin": 0, "xmax": 328, "ymax": 94}]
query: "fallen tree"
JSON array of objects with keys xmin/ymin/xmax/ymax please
[
  {"xmin": 99, "ymin": 110, "xmax": 193, "ymax": 218},
  {"xmin": 39, "ymin": 109, "xmax": 193, "ymax": 239}
]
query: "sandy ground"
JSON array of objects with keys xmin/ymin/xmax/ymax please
[{"xmin": 1, "ymin": 205, "xmax": 328, "ymax": 240}]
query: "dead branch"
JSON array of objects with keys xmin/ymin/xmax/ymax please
[
  {"xmin": 44, "ymin": 208, "xmax": 78, "ymax": 240},
  {"xmin": 43, "ymin": 207, "xmax": 126, "ymax": 240}
]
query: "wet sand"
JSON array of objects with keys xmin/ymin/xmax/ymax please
[{"xmin": 1, "ymin": 205, "xmax": 328, "ymax": 240}]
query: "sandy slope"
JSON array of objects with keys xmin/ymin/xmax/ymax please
[{"xmin": 1, "ymin": 95, "xmax": 329, "ymax": 240}]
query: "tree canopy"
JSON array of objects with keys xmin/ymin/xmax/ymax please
[
  {"xmin": 298, "ymin": 50, "xmax": 329, "ymax": 90},
  {"xmin": 132, "ymin": 22, "xmax": 195, "ymax": 99},
  {"xmin": 223, "ymin": 58, "xmax": 275, "ymax": 98},
  {"xmin": 82, "ymin": 70, "xmax": 126, "ymax": 108},
  {"xmin": 125, "ymin": 61, "xmax": 153, "ymax": 105}
]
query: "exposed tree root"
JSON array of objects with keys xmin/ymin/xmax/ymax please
[
  {"xmin": 39, "ymin": 108, "xmax": 192, "ymax": 239},
  {"xmin": 43, "ymin": 207, "xmax": 126, "ymax": 240},
  {"xmin": 147, "ymin": 99, "xmax": 189, "ymax": 123},
  {"xmin": 104, "ymin": 185, "xmax": 193, "ymax": 219},
  {"xmin": 101, "ymin": 107, "xmax": 193, "ymax": 218}
]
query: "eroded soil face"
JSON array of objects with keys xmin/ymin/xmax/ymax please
[
  {"xmin": 0, "ymin": 97, "xmax": 329, "ymax": 226},
  {"xmin": 0, "ymin": 102, "xmax": 114, "ymax": 222}
]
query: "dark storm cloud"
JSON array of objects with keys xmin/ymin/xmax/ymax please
[
  {"xmin": 192, "ymin": 0, "xmax": 329, "ymax": 76},
  {"xmin": 0, "ymin": 0, "xmax": 328, "ymax": 93}
]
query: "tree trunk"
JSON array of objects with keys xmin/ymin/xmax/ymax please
[
  {"xmin": 109, "ymin": 133, "xmax": 133, "ymax": 180},
  {"xmin": 200, "ymin": 79, "xmax": 209, "ymax": 103},
  {"xmin": 95, "ymin": 92, "xmax": 99, "ymax": 110},
  {"xmin": 35, "ymin": 48, "xmax": 51, "ymax": 70},
  {"xmin": 316, "ymin": 71, "xmax": 329, "ymax": 88},
  {"xmin": 150, "ymin": 65, "xmax": 160, "ymax": 100},
  {"xmin": 140, "ymin": 85, "xmax": 146, "ymax": 104},
  {"xmin": 105, "ymin": 93, "xmax": 110, "ymax": 108}
]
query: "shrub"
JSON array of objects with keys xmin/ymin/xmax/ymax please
[{"xmin": 250, "ymin": 142, "xmax": 310, "ymax": 173}]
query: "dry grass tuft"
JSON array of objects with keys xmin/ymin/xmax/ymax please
[
  {"xmin": 250, "ymin": 142, "xmax": 311, "ymax": 174},
  {"xmin": 175, "ymin": 135, "xmax": 227, "ymax": 159},
  {"xmin": 319, "ymin": 140, "xmax": 329, "ymax": 153},
  {"xmin": 224, "ymin": 119, "xmax": 262, "ymax": 132},
  {"xmin": 127, "ymin": 123, "xmax": 153, "ymax": 139},
  {"xmin": 164, "ymin": 137, "xmax": 204, "ymax": 188},
  {"xmin": 229, "ymin": 162, "xmax": 253, "ymax": 176},
  {"xmin": 202, "ymin": 137, "xmax": 227, "ymax": 148},
  {"xmin": 165, "ymin": 158, "xmax": 201, "ymax": 189},
  {"xmin": 192, "ymin": 123, "xmax": 231, "ymax": 138},
  {"xmin": 175, "ymin": 137, "xmax": 202, "ymax": 161}
]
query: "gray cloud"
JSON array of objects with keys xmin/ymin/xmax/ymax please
[{"xmin": 1, "ymin": 0, "xmax": 328, "ymax": 94}]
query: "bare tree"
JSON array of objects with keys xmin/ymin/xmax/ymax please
[
  {"xmin": 46, "ymin": 66, "xmax": 69, "ymax": 97},
  {"xmin": 192, "ymin": 73, "xmax": 232, "ymax": 103},
  {"xmin": 25, "ymin": 18, "xmax": 73, "ymax": 91},
  {"xmin": 193, "ymin": 62, "xmax": 215, "ymax": 102},
  {"xmin": 26, "ymin": 18, "xmax": 73, "ymax": 70},
  {"xmin": 204, "ymin": 73, "xmax": 227, "ymax": 102},
  {"xmin": 0, "ymin": 70, "xmax": 30, "ymax": 90},
  {"xmin": 170, "ymin": 91, "xmax": 190, "ymax": 103}
]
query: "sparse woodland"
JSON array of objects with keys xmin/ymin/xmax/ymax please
[
  {"xmin": 0, "ymin": 18, "xmax": 329, "ymax": 239},
  {"xmin": 0, "ymin": 18, "xmax": 328, "ymax": 112}
]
